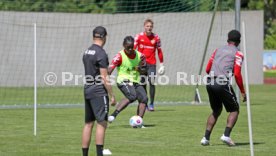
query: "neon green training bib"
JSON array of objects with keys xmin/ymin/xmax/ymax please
[{"xmin": 117, "ymin": 50, "xmax": 141, "ymax": 83}]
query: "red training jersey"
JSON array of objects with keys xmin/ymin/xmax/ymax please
[{"xmin": 134, "ymin": 32, "xmax": 164, "ymax": 65}]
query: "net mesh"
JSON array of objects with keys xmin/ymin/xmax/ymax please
[{"xmin": 0, "ymin": 0, "xmax": 236, "ymax": 106}]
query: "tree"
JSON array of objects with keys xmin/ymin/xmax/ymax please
[
  {"xmin": 0, "ymin": 0, "xmax": 116, "ymax": 13},
  {"xmin": 246, "ymin": 0, "xmax": 276, "ymax": 49}
]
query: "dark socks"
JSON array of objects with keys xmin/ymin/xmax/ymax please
[
  {"xmin": 111, "ymin": 109, "xmax": 120, "ymax": 117},
  {"xmin": 82, "ymin": 148, "xmax": 89, "ymax": 156},
  {"xmin": 96, "ymin": 144, "xmax": 103, "ymax": 156},
  {"xmin": 204, "ymin": 130, "xmax": 211, "ymax": 140},
  {"xmin": 224, "ymin": 127, "xmax": 232, "ymax": 137}
]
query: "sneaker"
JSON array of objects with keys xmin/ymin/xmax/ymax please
[
  {"xmin": 220, "ymin": 135, "xmax": 235, "ymax": 146},
  {"xmin": 200, "ymin": 137, "xmax": 210, "ymax": 146},
  {"xmin": 149, "ymin": 104, "xmax": 154, "ymax": 111},
  {"xmin": 108, "ymin": 116, "xmax": 115, "ymax": 123}
]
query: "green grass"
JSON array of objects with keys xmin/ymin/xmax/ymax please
[
  {"xmin": 264, "ymin": 70, "xmax": 276, "ymax": 78},
  {"xmin": 0, "ymin": 85, "xmax": 209, "ymax": 105},
  {"xmin": 0, "ymin": 85, "xmax": 276, "ymax": 156}
]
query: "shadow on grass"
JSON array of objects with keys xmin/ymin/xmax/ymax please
[
  {"xmin": 150, "ymin": 109, "xmax": 176, "ymax": 112},
  {"xmin": 120, "ymin": 124, "xmax": 156, "ymax": 128},
  {"xmin": 235, "ymin": 142, "xmax": 265, "ymax": 146},
  {"xmin": 214, "ymin": 142, "xmax": 265, "ymax": 147}
]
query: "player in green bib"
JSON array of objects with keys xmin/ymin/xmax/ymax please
[{"xmin": 108, "ymin": 36, "xmax": 148, "ymax": 127}]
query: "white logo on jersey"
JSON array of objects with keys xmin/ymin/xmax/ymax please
[
  {"xmin": 113, "ymin": 55, "xmax": 120, "ymax": 62},
  {"xmin": 85, "ymin": 50, "xmax": 96, "ymax": 55}
]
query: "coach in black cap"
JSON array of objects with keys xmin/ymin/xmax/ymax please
[
  {"xmin": 81, "ymin": 26, "xmax": 116, "ymax": 156},
  {"xmin": 93, "ymin": 26, "xmax": 107, "ymax": 38}
]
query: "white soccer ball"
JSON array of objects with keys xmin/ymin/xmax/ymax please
[{"xmin": 129, "ymin": 115, "xmax": 143, "ymax": 128}]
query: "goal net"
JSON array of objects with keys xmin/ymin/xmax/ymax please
[{"xmin": 0, "ymin": 0, "xmax": 236, "ymax": 107}]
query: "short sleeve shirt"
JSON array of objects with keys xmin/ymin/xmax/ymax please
[{"xmin": 83, "ymin": 44, "xmax": 109, "ymax": 99}]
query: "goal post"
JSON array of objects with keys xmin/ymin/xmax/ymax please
[{"xmin": 242, "ymin": 21, "xmax": 254, "ymax": 156}]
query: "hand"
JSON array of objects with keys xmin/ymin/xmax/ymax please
[
  {"xmin": 110, "ymin": 95, "xmax": 116, "ymax": 106},
  {"xmin": 241, "ymin": 93, "xmax": 247, "ymax": 102},
  {"xmin": 158, "ymin": 63, "xmax": 165, "ymax": 75}
]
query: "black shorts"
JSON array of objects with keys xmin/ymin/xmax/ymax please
[
  {"xmin": 141, "ymin": 64, "xmax": 156, "ymax": 85},
  {"xmin": 84, "ymin": 96, "xmax": 109, "ymax": 123},
  {"xmin": 117, "ymin": 81, "xmax": 148, "ymax": 104},
  {"xmin": 206, "ymin": 78, "xmax": 239, "ymax": 113}
]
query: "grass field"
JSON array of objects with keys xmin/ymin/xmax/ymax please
[
  {"xmin": 0, "ymin": 85, "xmax": 275, "ymax": 156},
  {"xmin": 264, "ymin": 70, "xmax": 276, "ymax": 78},
  {"xmin": 0, "ymin": 85, "xmax": 209, "ymax": 105}
]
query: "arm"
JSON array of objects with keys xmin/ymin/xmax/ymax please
[
  {"xmin": 234, "ymin": 51, "xmax": 246, "ymax": 102},
  {"xmin": 206, "ymin": 49, "xmax": 217, "ymax": 74},
  {"xmin": 98, "ymin": 52, "xmax": 116, "ymax": 105},
  {"xmin": 234, "ymin": 51, "xmax": 245, "ymax": 94},
  {"xmin": 156, "ymin": 36, "xmax": 165, "ymax": 75},
  {"xmin": 100, "ymin": 68, "xmax": 116, "ymax": 105},
  {"xmin": 108, "ymin": 53, "xmax": 122, "ymax": 75},
  {"xmin": 156, "ymin": 36, "xmax": 164, "ymax": 63},
  {"xmin": 157, "ymin": 48, "xmax": 164, "ymax": 64}
]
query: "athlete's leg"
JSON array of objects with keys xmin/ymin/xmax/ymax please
[
  {"xmin": 204, "ymin": 82, "xmax": 223, "ymax": 141},
  {"xmin": 82, "ymin": 99, "xmax": 96, "ymax": 156},
  {"xmin": 147, "ymin": 65, "xmax": 156, "ymax": 110},
  {"xmin": 136, "ymin": 84, "xmax": 148, "ymax": 117},
  {"xmin": 109, "ymin": 82, "xmax": 137, "ymax": 121},
  {"xmin": 221, "ymin": 84, "xmax": 240, "ymax": 137}
]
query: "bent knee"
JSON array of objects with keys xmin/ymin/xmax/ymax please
[{"xmin": 139, "ymin": 96, "xmax": 148, "ymax": 104}]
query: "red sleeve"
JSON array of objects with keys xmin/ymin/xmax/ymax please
[
  {"xmin": 156, "ymin": 36, "xmax": 164, "ymax": 63},
  {"xmin": 157, "ymin": 48, "xmax": 164, "ymax": 63},
  {"xmin": 134, "ymin": 34, "xmax": 139, "ymax": 49},
  {"xmin": 234, "ymin": 51, "xmax": 245, "ymax": 94},
  {"xmin": 109, "ymin": 53, "xmax": 122, "ymax": 70},
  {"xmin": 206, "ymin": 49, "xmax": 217, "ymax": 74}
]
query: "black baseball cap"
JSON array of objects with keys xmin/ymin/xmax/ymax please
[
  {"xmin": 227, "ymin": 30, "xmax": 241, "ymax": 43},
  {"xmin": 93, "ymin": 26, "xmax": 107, "ymax": 38}
]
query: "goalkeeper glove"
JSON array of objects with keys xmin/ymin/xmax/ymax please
[{"xmin": 158, "ymin": 63, "xmax": 165, "ymax": 75}]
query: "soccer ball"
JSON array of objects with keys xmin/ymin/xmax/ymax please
[{"xmin": 129, "ymin": 115, "xmax": 143, "ymax": 128}]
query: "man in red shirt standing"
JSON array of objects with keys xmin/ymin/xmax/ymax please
[{"xmin": 134, "ymin": 19, "xmax": 165, "ymax": 111}]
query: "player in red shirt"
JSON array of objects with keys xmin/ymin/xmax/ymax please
[{"xmin": 134, "ymin": 19, "xmax": 165, "ymax": 111}]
